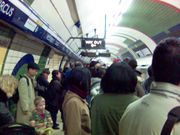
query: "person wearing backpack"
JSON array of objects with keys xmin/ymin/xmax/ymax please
[
  {"xmin": 16, "ymin": 62, "xmax": 39, "ymax": 124},
  {"xmin": 119, "ymin": 37, "xmax": 180, "ymax": 135}
]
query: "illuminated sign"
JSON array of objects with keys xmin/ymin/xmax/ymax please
[{"xmin": 81, "ymin": 38, "xmax": 105, "ymax": 49}]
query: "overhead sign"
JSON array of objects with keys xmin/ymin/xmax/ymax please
[
  {"xmin": 80, "ymin": 52, "xmax": 96, "ymax": 57},
  {"xmin": 80, "ymin": 51, "xmax": 111, "ymax": 57},
  {"xmin": 81, "ymin": 38, "xmax": 105, "ymax": 49}
]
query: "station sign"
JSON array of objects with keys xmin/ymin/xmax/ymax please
[
  {"xmin": 0, "ymin": 0, "xmax": 78, "ymax": 59},
  {"xmin": 0, "ymin": 0, "xmax": 15, "ymax": 21},
  {"xmin": 81, "ymin": 38, "xmax": 105, "ymax": 49}
]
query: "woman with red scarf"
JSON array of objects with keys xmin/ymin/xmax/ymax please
[{"xmin": 62, "ymin": 67, "xmax": 91, "ymax": 135}]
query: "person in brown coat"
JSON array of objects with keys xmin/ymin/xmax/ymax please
[{"xmin": 62, "ymin": 67, "xmax": 91, "ymax": 135}]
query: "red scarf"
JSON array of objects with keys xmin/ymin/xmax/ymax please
[{"xmin": 70, "ymin": 85, "xmax": 88, "ymax": 99}]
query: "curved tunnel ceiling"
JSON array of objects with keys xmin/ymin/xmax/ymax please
[
  {"xmin": 116, "ymin": 0, "xmax": 180, "ymax": 36},
  {"xmin": 26, "ymin": 0, "xmax": 180, "ymax": 63},
  {"xmin": 73, "ymin": 0, "xmax": 180, "ymax": 61}
]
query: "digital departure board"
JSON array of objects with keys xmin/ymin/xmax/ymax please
[{"xmin": 81, "ymin": 38, "xmax": 105, "ymax": 49}]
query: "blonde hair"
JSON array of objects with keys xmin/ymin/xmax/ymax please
[
  {"xmin": 34, "ymin": 96, "xmax": 45, "ymax": 106},
  {"xmin": 0, "ymin": 75, "xmax": 18, "ymax": 97}
]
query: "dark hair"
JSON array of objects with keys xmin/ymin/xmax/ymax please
[
  {"xmin": 69, "ymin": 67, "xmax": 91, "ymax": 92},
  {"xmin": 89, "ymin": 61, "xmax": 99, "ymax": 68},
  {"xmin": 52, "ymin": 70, "xmax": 59, "ymax": 79},
  {"xmin": 94, "ymin": 67, "xmax": 106, "ymax": 78},
  {"xmin": 152, "ymin": 37, "xmax": 180, "ymax": 85},
  {"xmin": 128, "ymin": 59, "xmax": 137, "ymax": 70},
  {"xmin": 42, "ymin": 68, "xmax": 50, "ymax": 74},
  {"xmin": 101, "ymin": 62, "xmax": 137, "ymax": 94},
  {"xmin": 27, "ymin": 62, "xmax": 39, "ymax": 70},
  {"xmin": 75, "ymin": 61, "xmax": 83, "ymax": 68}
]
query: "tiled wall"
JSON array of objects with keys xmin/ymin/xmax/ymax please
[
  {"xmin": 1, "ymin": 25, "xmax": 65, "ymax": 76},
  {"xmin": 3, "ymin": 33, "xmax": 44, "ymax": 75},
  {"xmin": 46, "ymin": 50, "xmax": 63, "ymax": 80},
  {"xmin": 0, "ymin": 36, "xmax": 11, "ymax": 74},
  {"xmin": 0, "ymin": 23, "xmax": 15, "ymax": 75}
]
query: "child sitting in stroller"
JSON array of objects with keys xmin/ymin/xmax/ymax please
[{"xmin": 30, "ymin": 96, "xmax": 53, "ymax": 135}]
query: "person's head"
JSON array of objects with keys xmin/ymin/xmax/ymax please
[
  {"xmin": 94, "ymin": 67, "xmax": 106, "ymax": 78},
  {"xmin": 0, "ymin": 75, "xmax": 18, "ymax": 98},
  {"xmin": 89, "ymin": 61, "xmax": 98, "ymax": 68},
  {"xmin": 101, "ymin": 62, "xmax": 137, "ymax": 94},
  {"xmin": 152, "ymin": 37, "xmax": 180, "ymax": 85},
  {"xmin": 95, "ymin": 62, "xmax": 101, "ymax": 69},
  {"xmin": 70, "ymin": 67, "xmax": 91, "ymax": 92},
  {"xmin": 70, "ymin": 62, "xmax": 75, "ymax": 69},
  {"xmin": 123, "ymin": 57, "xmax": 130, "ymax": 63},
  {"xmin": 52, "ymin": 70, "xmax": 61, "ymax": 80},
  {"xmin": 42, "ymin": 68, "xmax": 50, "ymax": 80},
  {"xmin": 27, "ymin": 62, "xmax": 39, "ymax": 77},
  {"xmin": 75, "ymin": 61, "xmax": 83, "ymax": 68},
  {"xmin": 34, "ymin": 96, "xmax": 45, "ymax": 112},
  {"xmin": 128, "ymin": 59, "xmax": 137, "ymax": 70}
]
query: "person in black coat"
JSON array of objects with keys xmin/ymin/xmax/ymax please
[
  {"xmin": 36, "ymin": 68, "xmax": 50, "ymax": 98},
  {"xmin": 46, "ymin": 70, "xmax": 62, "ymax": 129},
  {"xmin": 0, "ymin": 75, "xmax": 18, "ymax": 127}
]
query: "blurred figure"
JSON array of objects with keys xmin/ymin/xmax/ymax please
[
  {"xmin": 36, "ymin": 68, "xmax": 50, "ymax": 98},
  {"xmin": 143, "ymin": 66, "xmax": 153, "ymax": 94},
  {"xmin": 0, "ymin": 75, "xmax": 18, "ymax": 127},
  {"xmin": 16, "ymin": 62, "xmax": 39, "ymax": 124},
  {"xmin": 128, "ymin": 59, "xmax": 145, "ymax": 97},
  {"xmin": 74, "ymin": 61, "xmax": 83, "ymax": 68},
  {"xmin": 91, "ymin": 62, "xmax": 138, "ymax": 135},
  {"xmin": 62, "ymin": 67, "xmax": 91, "ymax": 135},
  {"xmin": 46, "ymin": 70, "xmax": 62, "ymax": 129},
  {"xmin": 119, "ymin": 37, "xmax": 180, "ymax": 135},
  {"xmin": 30, "ymin": 96, "xmax": 52, "ymax": 135},
  {"xmin": 89, "ymin": 61, "xmax": 99, "ymax": 77},
  {"xmin": 87, "ymin": 67, "xmax": 106, "ymax": 106}
]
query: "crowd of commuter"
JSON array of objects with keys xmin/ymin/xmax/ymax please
[{"xmin": 0, "ymin": 37, "xmax": 179, "ymax": 135}]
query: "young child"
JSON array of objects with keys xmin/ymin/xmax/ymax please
[{"xmin": 30, "ymin": 96, "xmax": 53, "ymax": 135}]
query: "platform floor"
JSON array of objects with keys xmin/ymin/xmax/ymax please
[{"xmin": 52, "ymin": 112, "xmax": 64, "ymax": 135}]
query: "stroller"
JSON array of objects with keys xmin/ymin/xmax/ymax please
[
  {"xmin": 0, "ymin": 123, "xmax": 36, "ymax": 135},
  {"xmin": 0, "ymin": 123, "xmax": 53, "ymax": 135}
]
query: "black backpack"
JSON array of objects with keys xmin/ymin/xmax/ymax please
[
  {"xmin": 161, "ymin": 106, "xmax": 180, "ymax": 135},
  {"xmin": 10, "ymin": 75, "xmax": 29, "ymax": 104}
]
